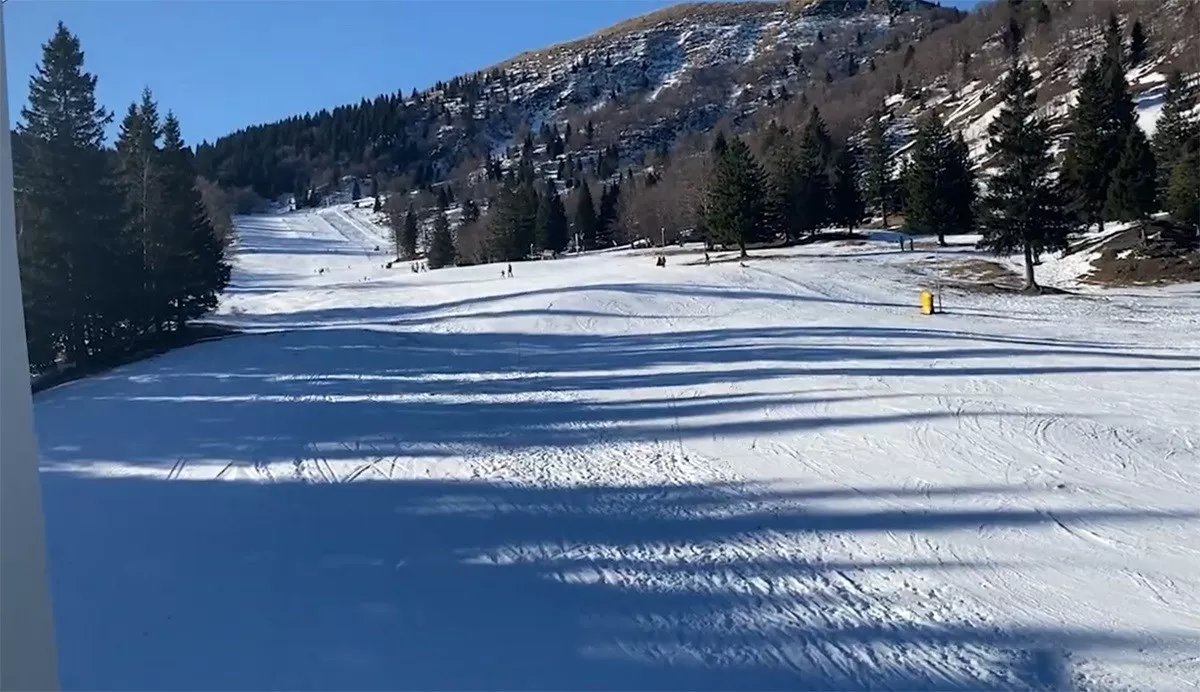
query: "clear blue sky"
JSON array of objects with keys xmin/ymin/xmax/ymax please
[{"xmin": 5, "ymin": 0, "xmax": 982, "ymax": 147}]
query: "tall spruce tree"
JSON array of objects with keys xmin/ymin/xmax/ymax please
[
  {"xmin": 943, "ymin": 132, "xmax": 976, "ymax": 239},
  {"xmin": 904, "ymin": 117, "xmax": 941, "ymax": 241},
  {"xmin": 801, "ymin": 106, "xmax": 834, "ymax": 168},
  {"xmin": 1061, "ymin": 40, "xmax": 1133, "ymax": 232},
  {"xmin": 771, "ymin": 109, "xmax": 831, "ymax": 240},
  {"xmin": 768, "ymin": 134, "xmax": 806, "ymax": 241},
  {"xmin": 1128, "ymin": 20, "xmax": 1147, "ymax": 67},
  {"xmin": 828, "ymin": 144, "xmax": 865, "ymax": 232},
  {"xmin": 489, "ymin": 178, "xmax": 538, "ymax": 260},
  {"xmin": 535, "ymin": 182, "xmax": 570, "ymax": 253},
  {"xmin": 14, "ymin": 23, "xmax": 125, "ymax": 367},
  {"xmin": 1063, "ymin": 15, "xmax": 1137, "ymax": 231},
  {"xmin": 797, "ymin": 109, "xmax": 832, "ymax": 234},
  {"xmin": 1151, "ymin": 71, "xmax": 1198, "ymax": 201},
  {"xmin": 401, "ymin": 204, "xmax": 419, "ymax": 259},
  {"xmin": 1060, "ymin": 58, "xmax": 1108, "ymax": 230},
  {"xmin": 978, "ymin": 60, "xmax": 1070, "ymax": 290},
  {"xmin": 1106, "ymin": 127, "xmax": 1158, "ymax": 230},
  {"xmin": 1166, "ymin": 137, "xmax": 1200, "ymax": 228},
  {"xmin": 596, "ymin": 183, "xmax": 620, "ymax": 247},
  {"xmin": 712, "ymin": 131, "xmax": 729, "ymax": 156},
  {"xmin": 574, "ymin": 182, "xmax": 598, "ymax": 250},
  {"xmin": 864, "ymin": 110, "xmax": 893, "ymax": 226},
  {"xmin": 114, "ymin": 89, "xmax": 164, "ymax": 337},
  {"xmin": 427, "ymin": 210, "xmax": 456, "ymax": 269},
  {"xmin": 905, "ymin": 112, "xmax": 972, "ymax": 245},
  {"xmin": 1103, "ymin": 12, "xmax": 1124, "ymax": 68},
  {"xmin": 159, "ymin": 112, "xmax": 230, "ymax": 327},
  {"xmin": 705, "ymin": 137, "xmax": 773, "ymax": 257}
]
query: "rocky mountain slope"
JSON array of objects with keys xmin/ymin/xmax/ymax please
[
  {"xmin": 195, "ymin": 0, "xmax": 1199, "ymax": 215},
  {"xmin": 195, "ymin": 0, "xmax": 963, "ymax": 199}
]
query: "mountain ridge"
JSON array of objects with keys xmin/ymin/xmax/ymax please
[
  {"xmin": 193, "ymin": 0, "xmax": 1198, "ymax": 222},
  {"xmin": 194, "ymin": 0, "xmax": 963, "ymax": 200}
]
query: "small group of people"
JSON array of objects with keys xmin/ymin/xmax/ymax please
[
  {"xmin": 500, "ymin": 264, "xmax": 514, "ymax": 278},
  {"xmin": 655, "ymin": 255, "xmax": 668, "ymax": 268},
  {"xmin": 411, "ymin": 262, "xmax": 427, "ymax": 273}
]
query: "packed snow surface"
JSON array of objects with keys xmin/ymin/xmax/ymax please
[{"xmin": 36, "ymin": 211, "xmax": 1200, "ymax": 690}]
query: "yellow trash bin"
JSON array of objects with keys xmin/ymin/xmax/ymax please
[{"xmin": 920, "ymin": 290, "xmax": 935, "ymax": 315}]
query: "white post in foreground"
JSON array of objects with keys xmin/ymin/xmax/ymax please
[{"xmin": 0, "ymin": 1, "xmax": 62, "ymax": 689}]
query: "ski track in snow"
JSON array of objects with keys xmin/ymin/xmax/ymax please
[{"xmin": 34, "ymin": 212, "xmax": 1200, "ymax": 691}]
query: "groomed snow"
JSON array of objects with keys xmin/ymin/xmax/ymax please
[{"xmin": 35, "ymin": 212, "xmax": 1200, "ymax": 690}]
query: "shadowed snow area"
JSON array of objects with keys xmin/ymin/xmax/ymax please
[{"xmin": 36, "ymin": 210, "xmax": 1200, "ymax": 690}]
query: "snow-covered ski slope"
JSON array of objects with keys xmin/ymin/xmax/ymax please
[{"xmin": 35, "ymin": 211, "xmax": 1200, "ymax": 691}]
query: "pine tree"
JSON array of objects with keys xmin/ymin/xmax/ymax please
[
  {"xmin": 574, "ymin": 182, "xmax": 598, "ymax": 250},
  {"xmin": 1151, "ymin": 71, "xmax": 1198, "ymax": 201},
  {"xmin": 14, "ymin": 23, "xmax": 126, "ymax": 367},
  {"xmin": 705, "ymin": 137, "xmax": 773, "ymax": 257},
  {"xmin": 943, "ymin": 132, "xmax": 976, "ymax": 239},
  {"xmin": 904, "ymin": 114, "xmax": 945, "ymax": 243},
  {"xmin": 1166, "ymin": 138, "xmax": 1200, "ymax": 228},
  {"xmin": 768, "ymin": 134, "xmax": 804, "ymax": 241},
  {"xmin": 427, "ymin": 210, "xmax": 456, "ymax": 269},
  {"xmin": 159, "ymin": 112, "xmax": 230, "ymax": 327},
  {"xmin": 712, "ymin": 131, "xmax": 729, "ymax": 156},
  {"xmin": 489, "ymin": 179, "xmax": 538, "ymax": 260},
  {"xmin": 1065, "ymin": 56, "xmax": 1118, "ymax": 229},
  {"xmin": 114, "ymin": 90, "xmax": 164, "ymax": 337},
  {"xmin": 1002, "ymin": 17, "xmax": 1024, "ymax": 58},
  {"xmin": 783, "ymin": 107, "xmax": 833, "ymax": 238},
  {"xmin": 596, "ymin": 182, "xmax": 620, "ymax": 247},
  {"xmin": 1102, "ymin": 41, "xmax": 1135, "ymax": 138},
  {"xmin": 978, "ymin": 60, "xmax": 1070, "ymax": 291},
  {"xmin": 905, "ymin": 113, "xmax": 973, "ymax": 245},
  {"xmin": 864, "ymin": 111, "xmax": 893, "ymax": 226},
  {"xmin": 828, "ymin": 144, "xmax": 865, "ymax": 232},
  {"xmin": 802, "ymin": 106, "xmax": 834, "ymax": 171},
  {"xmin": 1103, "ymin": 12, "xmax": 1124, "ymax": 68},
  {"xmin": 1106, "ymin": 127, "xmax": 1157, "ymax": 227},
  {"xmin": 401, "ymin": 204, "xmax": 419, "ymax": 258},
  {"xmin": 1061, "ymin": 46, "xmax": 1133, "ymax": 232},
  {"xmin": 1128, "ymin": 20, "xmax": 1147, "ymax": 67},
  {"xmin": 535, "ymin": 182, "xmax": 570, "ymax": 253}
]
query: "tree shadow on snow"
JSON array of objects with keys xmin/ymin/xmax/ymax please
[
  {"xmin": 33, "ymin": 285, "xmax": 1200, "ymax": 689},
  {"xmin": 33, "ymin": 323, "xmax": 1199, "ymax": 471},
  {"xmin": 40, "ymin": 475, "xmax": 1196, "ymax": 691}
]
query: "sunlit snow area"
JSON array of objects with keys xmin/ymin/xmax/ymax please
[{"xmin": 35, "ymin": 208, "xmax": 1200, "ymax": 690}]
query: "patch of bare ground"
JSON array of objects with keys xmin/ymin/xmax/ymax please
[
  {"xmin": 680, "ymin": 232, "xmax": 876, "ymax": 264},
  {"xmin": 793, "ymin": 231, "xmax": 873, "ymax": 245},
  {"xmin": 925, "ymin": 258, "xmax": 1074, "ymax": 296},
  {"xmin": 1082, "ymin": 222, "xmax": 1200, "ymax": 287},
  {"xmin": 942, "ymin": 258, "xmax": 1024, "ymax": 293}
]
